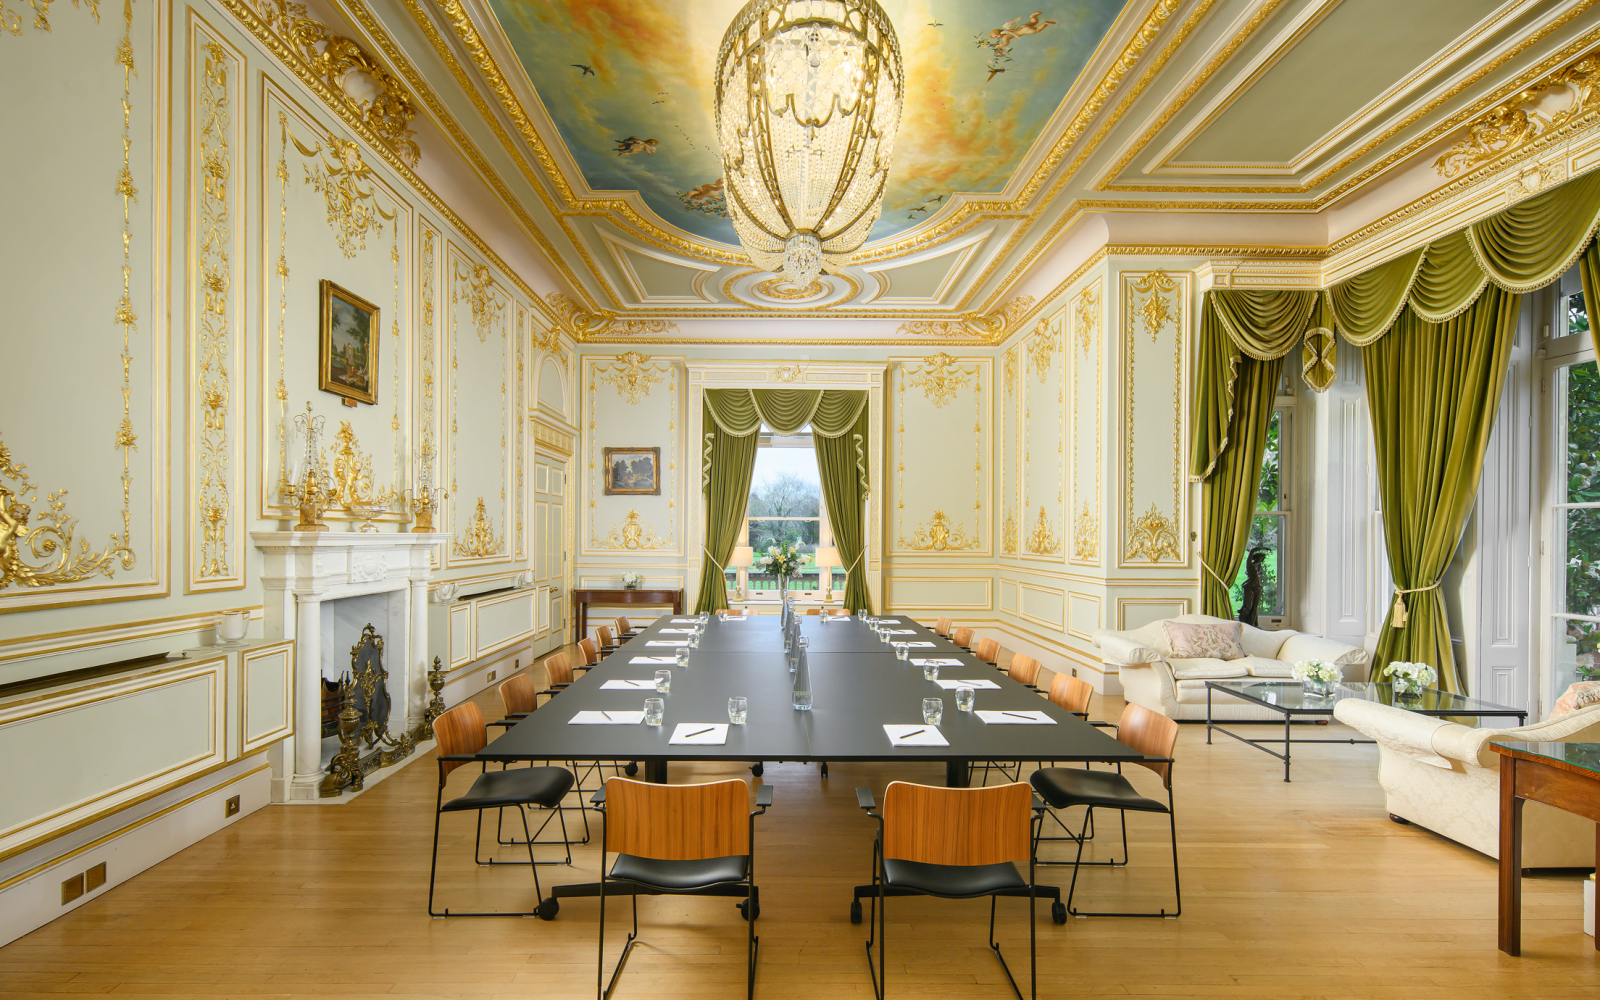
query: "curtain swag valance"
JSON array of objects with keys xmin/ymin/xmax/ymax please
[{"xmin": 701, "ymin": 388, "xmax": 870, "ymax": 494}]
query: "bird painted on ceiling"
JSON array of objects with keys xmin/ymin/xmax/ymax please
[
  {"xmin": 614, "ymin": 136, "xmax": 660, "ymax": 156},
  {"xmin": 927, "ymin": 20, "xmax": 943, "ymax": 27},
  {"xmin": 571, "ymin": 64, "xmax": 595, "ymax": 76}
]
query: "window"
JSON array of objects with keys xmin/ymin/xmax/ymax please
[
  {"xmin": 1229, "ymin": 408, "xmax": 1289, "ymax": 619},
  {"xmin": 723, "ymin": 425, "xmax": 845, "ymax": 600},
  {"xmin": 1549, "ymin": 359, "xmax": 1600, "ymax": 692}
]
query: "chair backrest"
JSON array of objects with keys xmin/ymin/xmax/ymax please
[
  {"xmin": 498, "ymin": 673, "xmax": 538, "ymax": 717},
  {"xmin": 577, "ymin": 636, "xmax": 599, "ymax": 665},
  {"xmin": 935, "ymin": 617, "xmax": 953, "ymax": 637},
  {"xmin": 806, "ymin": 608, "xmax": 821, "ymax": 615},
  {"xmin": 973, "ymin": 637, "xmax": 1000, "ymax": 664},
  {"xmin": 1116, "ymin": 702, "xmax": 1180, "ymax": 787},
  {"xmin": 597, "ymin": 625, "xmax": 614, "ymax": 647},
  {"xmin": 1048, "ymin": 672, "xmax": 1094, "ymax": 716},
  {"xmin": 881, "ymin": 781, "xmax": 1032, "ymax": 866},
  {"xmin": 828, "ymin": 608, "xmax": 850, "ymax": 617},
  {"xmin": 1007, "ymin": 653, "xmax": 1041, "ymax": 687},
  {"xmin": 951, "ymin": 627, "xmax": 974, "ymax": 647},
  {"xmin": 433, "ymin": 702, "xmax": 486, "ymax": 778},
  {"xmin": 545, "ymin": 652, "xmax": 574, "ymax": 687},
  {"xmin": 603, "ymin": 777, "xmax": 750, "ymax": 860},
  {"xmin": 613, "ymin": 616, "xmax": 631, "ymax": 635}
]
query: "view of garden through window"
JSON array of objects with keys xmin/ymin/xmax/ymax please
[
  {"xmin": 723, "ymin": 425, "xmax": 845, "ymax": 596},
  {"xmin": 1230, "ymin": 409, "xmax": 1287, "ymax": 618}
]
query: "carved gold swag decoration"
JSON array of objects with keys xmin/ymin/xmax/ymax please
[
  {"xmin": 904, "ymin": 510, "xmax": 979, "ymax": 552},
  {"xmin": 1001, "ymin": 509, "xmax": 1017, "ymax": 556},
  {"xmin": 454, "ymin": 261, "xmax": 502, "ymax": 343},
  {"xmin": 1072, "ymin": 501, "xmax": 1099, "ymax": 562},
  {"xmin": 293, "ymin": 130, "xmax": 393, "ymax": 257},
  {"xmin": 753, "ymin": 277, "xmax": 824, "ymax": 301},
  {"xmin": 1026, "ymin": 505, "xmax": 1061, "ymax": 556},
  {"xmin": 598, "ymin": 351, "xmax": 668, "ymax": 405},
  {"xmin": 452, "ymin": 496, "xmax": 502, "ymax": 558},
  {"xmin": 904, "ymin": 353, "xmax": 974, "ymax": 408},
  {"xmin": 591, "ymin": 509, "xmax": 667, "ymax": 551},
  {"xmin": 546, "ymin": 292, "xmax": 680, "ymax": 340},
  {"xmin": 324, "ymin": 421, "xmax": 395, "ymax": 510},
  {"xmin": 1, "ymin": 437, "xmax": 135, "ymax": 590},
  {"xmin": 2, "ymin": 0, "xmax": 97, "ymax": 36},
  {"xmin": 1132, "ymin": 272, "xmax": 1179, "ymax": 343},
  {"xmin": 249, "ymin": 0, "xmax": 420, "ymax": 167},
  {"xmin": 772, "ymin": 364, "xmax": 804, "ymax": 383},
  {"xmin": 1127, "ymin": 503, "xmax": 1180, "ymax": 562},
  {"xmin": 1435, "ymin": 54, "xmax": 1599, "ymax": 179},
  {"xmin": 1025, "ymin": 319, "xmax": 1059, "ymax": 383}
]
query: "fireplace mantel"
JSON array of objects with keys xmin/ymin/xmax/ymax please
[{"xmin": 252, "ymin": 531, "xmax": 448, "ymax": 801}]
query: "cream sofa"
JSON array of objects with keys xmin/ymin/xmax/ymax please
[
  {"xmin": 1334, "ymin": 699, "xmax": 1600, "ymax": 866},
  {"xmin": 1092, "ymin": 614, "xmax": 1370, "ymax": 721}
]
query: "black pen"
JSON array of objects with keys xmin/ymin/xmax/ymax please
[
  {"xmin": 1003, "ymin": 711, "xmax": 1035, "ymax": 721},
  {"xmin": 901, "ymin": 728, "xmax": 926, "ymax": 739},
  {"xmin": 685, "ymin": 727, "xmax": 715, "ymax": 738},
  {"xmin": 600, "ymin": 711, "xmax": 612, "ymax": 721}
]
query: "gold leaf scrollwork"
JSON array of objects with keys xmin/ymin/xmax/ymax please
[
  {"xmin": 1001, "ymin": 509, "xmax": 1017, "ymax": 556},
  {"xmin": 772, "ymin": 364, "xmax": 803, "ymax": 383},
  {"xmin": 544, "ymin": 292, "xmax": 680, "ymax": 340},
  {"xmin": 1435, "ymin": 54, "xmax": 1600, "ymax": 179},
  {"xmin": 3, "ymin": 0, "xmax": 97, "ymax": 37},
  {"xmin": 196, "ymin": 40, "xmax": 233, "ymax": 580},
  {"xmin": 250, "ymin": 0, "xmax": 421, "ymax": 167},
  {"xmin": 1072, "ymin": 501, "xmax": 1099, "ymax": 562},
  {"xmin": 1074, "ymin": 285, "xmax": 1100, "ymax": 355},
  {"xmin": 904, "ymin": 353, "xmax": 974, "ymax": 408},
  {"xmin": 1301, "ymin": 327, "xmax": 1336, "ymax": 392},
  {"xmin": 1, "ymin": 436, "xmax": 135, "ymax": 590},
  {"xmin": 591, "ymin": 509, "xmax": 667, "ymax": 550},
  {"xmin": 454, "ymin": 261, "xmax": 502, "ymax": 343},
  {"xmin": 452, "ymin": 496, "xmax": 502, "ymax": 558},
  {"xmin": 292, "ymin": 130, "xmax": 393, "ymax": 257},
  {"xmin": 903, "ymin": 510, "xmax": 979, "ymax": 552},
  {"xmin": 1026, "ymin": 505, "xmax": 1061, "ymax": 556},
  {"xmin": 324, "ymin": 421, "xmax": 395, "ymax": 510},
  {"xmin": 753, "ymin": 278, "xmax": 824, "ymax": 301},
  {"xmin": 598, "ymin": 351, "xmax": 668, "ymax": 405},
  {"xmin": 1002, "ymin": 349, "xmax": 1017, "ymax": 395},
  {"xmin": 894, "ymin": 295, "xmax": 1036, "ymax": 342},
  {"xmin": 1025, "ymin": 320, "xmax": 1059, "ymax": 383},
  {"xmin": 1132, "ymin": 271, "xmax": 1179, "ymax": 343},
  {"xmin": 1127, "ymin": 503, "xmax": 1180, "ymax": 562}
]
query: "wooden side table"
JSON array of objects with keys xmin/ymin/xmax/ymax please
[
  {"xmin": 572, "ymin": 589, "xmax": 683, "ymax": 645},
  {"xmin": 1489, "ymin": 740, "xmax": 1600, "ymax": 955}
]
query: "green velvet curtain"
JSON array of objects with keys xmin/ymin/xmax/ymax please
[
  {"xmin": 1365, "ymin": 288, "xmax": 1519, "ymax": 693},
  {"xmin": 695, "ymin": 399, "xmax": 760, "ymax": 613},
  {"xmin": 1578, "ymin": 238, "xmax": 1600, "ymax": 359},
  {"xmin": 815, "ymin": 404, "xmax": 872, "ymax": 613}
]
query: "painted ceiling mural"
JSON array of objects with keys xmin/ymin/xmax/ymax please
[{"xmin": 486, "ymin": 0, "xmax": 1130, "ymax": 246}]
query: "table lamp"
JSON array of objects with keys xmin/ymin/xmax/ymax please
[
  {"xmin": 730, "ymin": 545, "xmax": 754, "ymax": 601},
  {"xmin": 814, "ymin": 546, "xmax": 841, "ymax": 603}
]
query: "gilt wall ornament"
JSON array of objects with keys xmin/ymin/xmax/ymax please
[
  {"xmin": 1, "ymin": 436, "xmax": 135, "ymax": 590},
  {"xmin": 597, "ymin": 351, "xmax": 668, "ymax": 405},
  {"xmin": 1026, "ymin": 505, "xmax": 1061, "ymax": 556},
  {"xmin": 452, "ymin": 496, "xmax": 502, "ymax": 558},
  {"xmin": 1435, "ymin": 54, "xmax": 1599, "ymax": 179},
  {"xmin": 2, "ymin": 0, "xmax": 95, "ymax": 36},
  {"xmin": 1132, "ymin": 272, "xmax": 1179, "ymax": 343},
  {"xmin": 772, "ymin": 364, "xmax": 804, "ymax": 383},
  {"xmin": 545, "ymin": 292, "xmax": 680, "ymax": 340},
  {"xmin": 1001, "ymin": 509, "xmax": 1017, "ymax": 556},
  {"xmin": 453, "ymin": 261, "xmax": 502, "ymax": 343},
  {"xmin": 1127, "ymin": 503, "xmax": 1180, "ymax": 562},
  {"xmin": 903, "ymin": 510, "xmax": 979, "ymax": 551},
  {"xmin": 1025, "ymin": 321, "xmax": 1059, "ymax": 382},
  {"xmin": 894, "ymin": 295, "xmax": 1036, "ymax": 343},
  {"xmin": 591, "ymin": 509, "xmax": 667, "ymax": 550},
  {"xmin": 293, "ymin": 131, "xmax": 393, "ymax": 257},
  {"xmin": 324, "ymin": 421, "xmax": 394, "ymax": 510},
  {"xmin": 1072, "ymin": 501, "xmax": 1099, "ymax": 562},
  {"xmin": 195, "ymin": 38, "xmax": 236, "ymax": 582},
  {"xmin": 904, "ymin": 353, "xmax": 974, "ymax": 408}
]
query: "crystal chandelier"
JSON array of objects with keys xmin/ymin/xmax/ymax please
[{"xmin": 715, "ymin": 0, "xmax": 903, "ymax": 289}]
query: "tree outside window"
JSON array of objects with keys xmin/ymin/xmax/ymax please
[{"xmin": 1230, "ymin": 409, "xmax": 1287, "ymax": 619}]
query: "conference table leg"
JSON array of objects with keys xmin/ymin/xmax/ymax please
[
  {"xmin": 645, "ymin": 759, "xmax": 668, "ymax": 784},
  {"xmin": 945, "ymin": 758, "xmax": 971, "ymax": 788}
]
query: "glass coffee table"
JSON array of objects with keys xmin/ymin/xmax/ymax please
[{"xmin": 1204, "ymin": 681, "xmax": 1528, "ymax": 781}]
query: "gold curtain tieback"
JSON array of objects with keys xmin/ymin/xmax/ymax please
[
  {"xmin": 1390, "ymin": 581, "xmax": 1442, "ymax": 629},
  {"xmin": 1199, "ymin": 556, "xmax": 1232, "ymax": 590},
  {"xmin": 701, "ymin": 546, "xmax": 728, "ymax": 574}
]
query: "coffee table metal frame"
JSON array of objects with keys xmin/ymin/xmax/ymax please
[{"xmin": 1204, "ymin": 680, "xmax": 1528, "ymax": 782}]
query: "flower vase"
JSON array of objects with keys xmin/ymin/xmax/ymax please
[{"xmin": 1302, "ymin": 678, "xmax": 1338, "ymax": 697}]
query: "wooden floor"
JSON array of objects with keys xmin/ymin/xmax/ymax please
[{"xmin": 4, "ymin": 645, "xmax": 1597, "ymax": 999}]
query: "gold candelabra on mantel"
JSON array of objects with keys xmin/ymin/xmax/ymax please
[
  {"xmin": 279, "ymin": 402, "xmax": 338, "ymax": 531},
  {"xmin": 404, "ymin": 444, "xmax": 444, "ymax": 532}
]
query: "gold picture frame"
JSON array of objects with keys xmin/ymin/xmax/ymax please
[
  {"xmin": 603, "ymin": 447, "xmax": 661, "ymax": 495},
  {"xmin": 319, "ymin": 279, "xmax": 379, "ymax": 406}
]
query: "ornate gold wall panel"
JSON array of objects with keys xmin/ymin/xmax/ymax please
[
  {"xmin": 1020, "ymin": 310, "xmax": 1064, "ymax": 562},
  {"xmin": 892, "ymin": 354, "xmax": 989, "ymax": 557},
  {"xmin": 1119, "ymin": 271, "xmax": 1189, "ymax": 568},
  {"xmin": 514, "ymin": 305, "xmax": 525, "ymax": 561},
  {"xmin": 445, "ymin": 241, "xmax": 511, "ymax": 566},
  {"xmin": 583, "ymin": 354, "xmax": 680, "ymax": 556},
  {"xmin": 999, "ymin": 345, "xmax": 1019, "ymax": 557},
  {"xmin": 187, "ymin": 15, "xmax": 246, "ymax": 592},
  {"xmin": 1068, "ymin": 279, "xmax": 1103, "ymax": 568}
]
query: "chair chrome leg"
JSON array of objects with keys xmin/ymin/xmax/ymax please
[
  {"xmin": 426, "ymin": 801, "xmax": 444, "ymax": 917},
  {"xmin": 986, "ymin": 895, "xmax": 1025, "ymax": 1000}
]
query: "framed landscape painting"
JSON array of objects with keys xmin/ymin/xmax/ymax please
[
  {"xmin": 603, "ymin": 447, "xmax": 661, "ymax": 495},
  {"xmin": 319, "ymin": 279, "xmax": 379, "ymax": 405}
]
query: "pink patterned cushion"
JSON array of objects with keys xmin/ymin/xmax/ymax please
[
  {"xmin": 1162, "ymin": 620, "xmax": 1246, "ymax": 661},
  {"xmin": 1550, "ymin": 681, "xmax": 1600, "ymax": 719}
]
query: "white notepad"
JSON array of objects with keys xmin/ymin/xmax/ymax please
[
  {"xmin": 659, "ymin": 628, "xmax": 695, "ymax": 634},
  {"xmin": 913, "ymin": 658, "xmax": 963, "ymax": 667},
  {"xmin": 599, "ymin": 679, "xmax": 659, "ymax": 691},
  {"xmin": 975, "ymin": 710, "xmax": 1056, "ymax": 725},
  {"xmin": 901, "ymin": 641, "xmax": 937, "ymax": 647},
  {"xmin": 629, "ymin": 655, "xmax": 677, "ymax": 664},
  {"xmin": 876, "ymin": 618, "xmax": 903, "ymax": 624},
  {"xmin": 645, "ymin": 640, "xmax": 686, "ymax": 647},
  {"xmin": 936, "ymin": 678, "xmax": 1001, "ymax": 690},
  {"xmin": 670, "ymin": 618, "xmax": 699, "ymax": 623},
  {"xmin": 884, "ymin": 724, "xmax": 949, "ymax": 747},
  {"xmin": 569, "ymin": 711, "xmax": 644, "ymax": 725},
  {"xmin": 669, "ymin": 723, "xmax": 729, "ymax": 745}
]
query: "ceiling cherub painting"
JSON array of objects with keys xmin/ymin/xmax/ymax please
[{"xmin": 486, "ymin": 0, "xmax": 1128, "ymax": 245}]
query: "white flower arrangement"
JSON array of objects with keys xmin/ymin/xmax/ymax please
[
  {"xmin": 620, "ymin": 571, "xmax": 644, "ymax": 590},
  {"xmin": 754, "ymin": 543, "xmax": 809, "ymax": 578},
  {"xmin": 1292, "ymin": 660, "xmax": 1341, "ymax": 685},
  {"xmin": 1384, "ymin": 660, "xmax": 1437, "ymax": 695}
]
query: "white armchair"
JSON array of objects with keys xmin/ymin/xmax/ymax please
[
  {"xmin": 1334, "ymin": 699, "xmax": 1600, "ymax": 866},
  {"xmin": 1092, "ymin": 614, "xmax": 1370, "ymax": 721}
]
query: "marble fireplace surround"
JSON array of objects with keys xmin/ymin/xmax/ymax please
[{"xmin": 252, "ymin": 532, "xmax": 447, "ymax": 802}]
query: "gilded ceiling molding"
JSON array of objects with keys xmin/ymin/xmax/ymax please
[
  {"xmin": 596, "ymin": 351, "xmax": 669, "ymax": 406},
  {"xmin": 892, "ymin": 295, "xmax": 1034, "ymax": 343},
  {"xmin": 1436, "ymin": 53, "xmax": 1600, "ymax": 178},
  {"xmin": 249, "ymin": 0, "xmax": 420, "ymax": 166},
  {"xmin": 545, "ymin": 292, "xmax": 680, "ymax": 340}
]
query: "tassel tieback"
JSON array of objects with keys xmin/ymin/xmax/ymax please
[{"xmin": 1390, "ymin": 580, "xmax": 1442, "ymax": 629}]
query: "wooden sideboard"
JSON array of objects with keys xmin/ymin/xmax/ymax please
[{"xmin": 572, "ymin": 589, "xmax": 683, "ymax": 644}]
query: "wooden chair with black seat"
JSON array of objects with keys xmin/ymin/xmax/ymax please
[
  {"xmin": 852, "ymin": 781, "xmax": 1064, "ymax": 1000},
  {"xmin": 427, "ymin": 702, "xmax": 574, "ymax": 917},
  {"xmin": 595, "ymin": 625, "xmax": 622, "ymax": 658},
  {"xmin": 492, "ymin": 673, "xmax": 589, "ymax": 854},
  {"xmin": 1029, "ymin": 703, "xmax": 1181, "ymax": 916},
  {"xmin": 973, "ymin": 637, "xmax": 1001, "ymax": 669},
  {"xmin": 576, "ymin": 637, "xmax": 601, "ymax": 670},
  {"xmin": 613, "ymin": 615, "xmax": 640, "ymax": 640},
  {"xmin": 592, "ymin": 777, "xmax": 774, "ymax": 999},
  {"xmin": 934, "ymin": 616, "xmax": 953, "ymax": 638},
  {"xmin": 1029, "ymin": 673, "xmax": 1101, "ymax": 856},
  {"xmin": 950, "ymin": 626, "xmax": 974, "ymax": 650},
  {"xmin": 973, "ymin": 657, "xmax": 1044, "ymax": 786}
]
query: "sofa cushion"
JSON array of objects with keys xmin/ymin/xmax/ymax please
[
  {"xmin": 1167, "ymin": 657, "xmax": 1249, "ymax": 680},
  {"xmin": 1241, "ymin": 656, "xmax": 1295, "ymax": 678},
  {"xmin": 1175, "ymin": 678, "xmax": 1255, "ymax": 704},
  {"xmin": 1239, "ymin": 625, "xmax": 1291, "ymax": 659},
  {"xmin": 1551, "ymin": 681, "xmax": 1600, "ymax": 718},
  {"xmin": 1163, "ymin": 620, "xmax": 1246, "ymax": 660}
]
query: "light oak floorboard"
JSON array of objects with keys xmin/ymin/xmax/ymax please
[{"xmin": 1, "ymin": 645, "xmax": 1595, "ymax": 998}]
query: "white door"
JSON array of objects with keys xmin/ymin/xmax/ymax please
[{"xmin": 534, "ymin": 453, "xmax": 567, "ymax": 653}]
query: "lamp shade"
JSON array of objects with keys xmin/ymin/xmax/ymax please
[
  {"xmin": 730, "ymin": 545, "xmax": 756, "ymax": 568},
  {"xmin": 813, "ymin": 546, "xmax": 841, "ymax": 568}
]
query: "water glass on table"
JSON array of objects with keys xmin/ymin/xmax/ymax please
[
  {"xmin": 643, "ymin": 697, "xmax": 665, "ymax": 727},
  {"xmin": 922, "ymin": 697, "xmax": 943, "ymax": 726},
  {"xmin": 688, "ymin": 632, "xmax": 701, "ymax": 649},
  {"xmin": 654, "ymin": 669, "xmax": 671, "ymax": 693},
  {"xmin": 675, "ymin": 646, "xmax": 690, "ymax": 668},
  {"xmin": 921, "ymin": 659, "xmax": 938, "ymax": 680},
  {"xmin": 728, "ymin": 696, "xmax": 748, "ymax": 725},
  {"xmin": 955, "ymin": 685, "xmax": 976, "ymax": 713},
  {"xmin": 895, "ymin": 643, "xmax": 910, "ymax": 661}
]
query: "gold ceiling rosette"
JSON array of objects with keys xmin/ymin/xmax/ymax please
[{"xmin": 715, "ymin": 0, "xmax": 903, "ymax": 289}]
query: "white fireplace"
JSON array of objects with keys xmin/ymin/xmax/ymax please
[{"xmin": 252, "ymin": 532, "xmax": 447, "ymax": 801}]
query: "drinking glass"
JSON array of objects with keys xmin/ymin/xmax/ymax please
[
  {"xmin": 955, "ymin": 685, "xmax": 976, "ymax": 713},
  {"xmin": 728, "ymin": 696, "xmax": 748, "ymax": 725},
  {"xmin": 688, "ymin": 632, "xmax": 701, "ymax": 649},
  {"xmin": 922, "ymin": 697, "xmax": 943, "ymax": 726},
  {"xmin": 675, "ymin": 646, "xmax": 690, "ymax": 669},
  {"xmin": 819, "ymin": 610, "xmax": 830, "ymax": 625},
  {"xmin": 654, "ymin": 669, "xmax": 671, "ymax": 693},
  {"xmin": 895, "ymin": 643, "xmax": 910, "ymax": 661},
  {"xmin": 921, "ymin": 659, "xmax": 938, "ymax": 681},
  {"xmin": 718, "ymin": 609, "xmax": 729, "ymax": 622},
  {"xmin": 879, "ymin": 627, "xmax": 891, "ymax": 644},
  {"xmin": 643, "ymin": 697, "xmax": 665, "ymax": 726}
]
